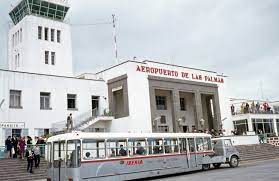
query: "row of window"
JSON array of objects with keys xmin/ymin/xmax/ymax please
[
  {"xmin": 45, "ymin": 51, "xmax": 56, "ymax": 65},
  {"xmin": 82, "ymin": 137, "xmax": 211, "ymax": 160},
  {"xmin": 12, "ymin": 28, "xmax": 22, "ymax": 47},
  {"xmin": 49, "ymin": 137, "xmax": 212, "ymax": 167},
  {"xmin": 38, "ymin": 26, "xmax": 61, "ymax": 43},
  {"xmin": 5, "ymin": 128, "xmax": 50, "ymax": 138},
  {"xmin": 10, "ymin": 90, "xmax": 77, "ymax": 110},
  {"xmin": 155, "ymin": 96, "xmax": 187, "ymax": 111}
]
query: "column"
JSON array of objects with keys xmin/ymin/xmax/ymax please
[
  {"xmin": 213, "ymin": 93, "xmax": 221, "ymax": 131},
  {"xmin": 149, "ymin": 88, "xmax": 157, "ymax": 132},
  {"xmin": 247, "ymin": 116, "xmax": 253, "ymax": 133},
  {"xmin": 171, "ymin": 89, "xmax": 180, "ymax": 133},
  {"xmin": 194, "ymin": 91, "xmax": 203, "ymax": 130}
]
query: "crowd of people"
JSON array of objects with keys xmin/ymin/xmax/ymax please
[
  {"xmin": 4, "ymin": 135, "xmax": 46, "ymax": 174},
  {"xmin": 231, "ymin": 101, "xmax": 273, "ymax": 115},
  {"xmin": 191, "ymin": 128, "xmax": 224, "ymax": 137}
]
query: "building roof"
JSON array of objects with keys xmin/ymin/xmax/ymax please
[{"xmin": 95, "ymin": 59, "xmax": 227, "ymax": 77}]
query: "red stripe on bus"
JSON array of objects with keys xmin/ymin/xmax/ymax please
[{"xmin": 81, "ymin": 151, "xmax": 214, "ymax": 163}]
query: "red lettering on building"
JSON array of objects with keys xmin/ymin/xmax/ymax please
[{"xmin": 136, "ymin": 65, "xmax": 224, "ymax": 83}]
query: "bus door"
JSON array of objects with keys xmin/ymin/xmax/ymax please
[
  {"xmin": 53, "ymin": 141, "xmax": 66, "ymax": 181},
  {"xmin": 179, "ymin": 138, "xmax": 189, "ymax": 168},
  {"xmin": 187, "ymin": 138, "xmax": 197, "ymax": 168}
]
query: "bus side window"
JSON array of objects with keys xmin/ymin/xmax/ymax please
[
  {"xmin": 67, "ymin": 140, "xmax": 81, "ymax": 168},
  {"xmin": 195, "ymin": 138, "xmax": 204, "ymax": 152},
  {"xmin": 187, "ymin": 138, "xmax": 195, "ymax": 152},
  {"xmin": 107, "ymin": 139, "xmax": 128, "ymax": 157},
  {"xmin": 203, "ymin": 137, "xmax": 212, "ymax": 151},
  {"xmin": 128, "ymin": 139, "xmax": 146, "ymax": 156},
  {"xmin": 179, "ymin": 138, "xmax": 187, "ymax": 153},
  {"xmin": 82, "ymin": 140, "xmax": 105, "ymax": 160},
  {"xmin": 164, "ymin": 138, "xmax": 179, "ymax": 153},
  {"xmin": 147, "ymin": 139, "xmax": 163, "ymax": 155}
]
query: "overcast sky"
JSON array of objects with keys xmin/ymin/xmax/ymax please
[{"xmin": 0, "ymin": 0, "xmax": 278, "ymax": 100}]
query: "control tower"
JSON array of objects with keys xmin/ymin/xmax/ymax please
[{"xmin": 8, "ymin": 0, "xmax": 73, "ymax": 76}]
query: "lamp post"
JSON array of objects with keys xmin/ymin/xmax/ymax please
[{"xmin": 200, "ymin": 118, "xmax": 205, "ymax": 131}]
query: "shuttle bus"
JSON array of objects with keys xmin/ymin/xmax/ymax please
[{"xmin": 46, "ymin": 132, "xmax": 239, "ymax": 181}]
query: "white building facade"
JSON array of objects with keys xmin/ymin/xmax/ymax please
[{"xmin": 0, "ymin": 0, "xmax": 234, "ymax": 146}]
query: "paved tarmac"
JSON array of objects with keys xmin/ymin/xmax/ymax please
[{"xmin": 151, "ymin": 159, "xmax": 279, "ymax": 181}]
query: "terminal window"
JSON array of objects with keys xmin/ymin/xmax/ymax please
[
  {"xmin": 9, "ymin": 90, "xmax": 22, "ymax": 108},
  {"xmin": 156, "ymin": 96, "xmax": 167, "ymax": 110},
  {"xmin": 67, "ymin": 94, "xmax": 77, "ymax": 109},
  {"xmin": 180, "ymin": 97, "xmax": 186, "ymax": 111},
  {"xmin": 40, "ymin": 92, "xmax": 51, "ymax": 109}
]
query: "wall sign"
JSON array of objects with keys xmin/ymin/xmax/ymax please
[
  {"xmin": 0, "ymin": 122, "xmax": 25, "ymax": 129},
  {"xmin": 136, "ymin": 65, "xmax": 224, "ymax": 84}
]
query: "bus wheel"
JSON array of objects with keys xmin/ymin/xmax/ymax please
[
  {"xmin": 229, "ymin": 156, "xmax": 239, "ymax": 168},
  {"xmin": 202, "ymin": 164, "xmax": 210, "ymax": 171},
  {"xmin": 213, "ymin": 163, "xmax": 221, "ymax": 168}
]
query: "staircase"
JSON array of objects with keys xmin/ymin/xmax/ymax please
[
  {"xmin": 236, "ymin": 143, "xmax": 279, "ymax": 162},
  {"xmin": 51, "ymin": 109, "xmax": 114, "ymax": 135},
  {"xmin": 0, "ymin": 158, "xmax": 47, "ymax": 181}
]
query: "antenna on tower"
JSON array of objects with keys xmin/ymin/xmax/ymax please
[{"xmin": 112, "ymin": 14, "xmax": 119, "ymax": 64}]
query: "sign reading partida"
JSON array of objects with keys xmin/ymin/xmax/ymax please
[{"xmin": 136, "ymin": 65, "xmax": 224, "ymax": 84}]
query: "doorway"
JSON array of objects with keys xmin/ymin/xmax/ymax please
[
  {"xmin": 91, "ymin": 96, "xmax": 99, "ymax": 117},
  {"xmin": 12, "ymin": 129, "xmax": 21, "ymax": 138}
]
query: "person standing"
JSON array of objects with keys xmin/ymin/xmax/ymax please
[
  {"xmin": 67, "ymin": 113, "xmax": 73, "ymax": 132},
  {"xmin": 11, "ymin": 136, "xmax": 18, "ymax": 158},
  {"xmin": 5, "ymin": 136, "xmax": 12, "ymax": 158},
  {"xmin": 33, "ymin": 144, "xmax": 41, "ymax": 168},
  {"xmin": 18, "ymin": 137, "xmax": 26, "ymax": 159},
  {"xmin": 25, "ymin": 146, "xmax": 34, "ymax": 173},
  {"xmin": 231, "ymin": 104, "xmax": 235, "ymax": 115}
]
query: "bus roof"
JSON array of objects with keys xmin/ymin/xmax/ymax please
[{"xmin": 47, "ymin": 132, "xmax": 211, "ymax": 142}]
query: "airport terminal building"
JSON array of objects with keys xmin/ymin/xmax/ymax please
[{"xmin": 0, "ymin": 0, "xmax": 231, "ymax": 145}]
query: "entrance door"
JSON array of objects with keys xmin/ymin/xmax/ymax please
[
  {"xmin": 92, "ymin": 96, "xmax": 99, "ymax": 117},
  {"xmin": 187, "ymin": 138, "xmax": 197, "ymax": 168},
  {"xmin": 53, "ymin": 141, "xmax": 66, "ymax": 181}
]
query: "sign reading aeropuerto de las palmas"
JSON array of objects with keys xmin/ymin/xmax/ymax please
[{"xmin": 136, "ymin": 65, "xmax": 224, "ymax": 84}]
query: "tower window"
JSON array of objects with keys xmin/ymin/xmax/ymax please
[
  {"xmin": 20, "ymin": 28, "xmax": 22, "ymax": 42},
  {"xmin": 51, "ymin": 52, "xmax": 55, "ymax": 65},
  {"xmin": 45, "ymin": 51, "xmax": 49, "ymax": 64},
  {"xmin": 44, "ymin": 27, "xmax": 48, "ymax": 41},
  {"xmin": 51, "ymin": 29, "xmax": 55, "ymax": 42},
  {"xmin": 38, "ymin": 26, "xmax": 42, "ymax": 39},
  {"xmin": 12, "ymin": 34, "xmax": 15, "ymax": 47},
  {"xmin": 57, "ymin": 30, "xmax": 61, "ymax": 43}
]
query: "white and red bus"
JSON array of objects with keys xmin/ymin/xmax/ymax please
[{"xmin": 46, "ymin": 132, "xmax": 239, "ymax": 181}]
